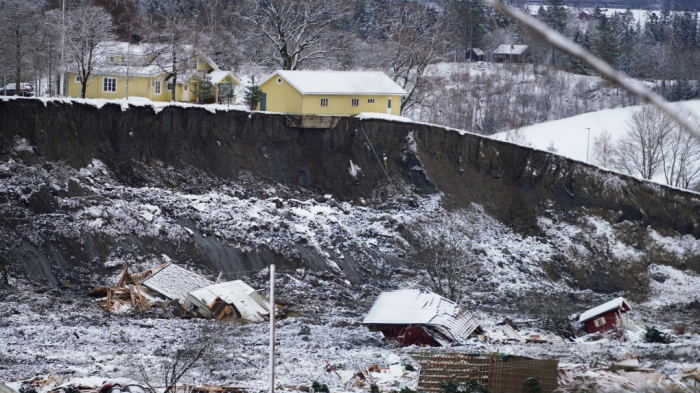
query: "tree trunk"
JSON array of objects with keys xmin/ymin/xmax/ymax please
[
  {"xmin": 15, "ymin": 26, "xmax": 22, "ymax": 96},
  {"xmin": 172, "ymin": 75, "xmax": 178, "ymax": 102}
]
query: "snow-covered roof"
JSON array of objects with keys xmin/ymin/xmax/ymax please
[
  {"xmin": 188, "ymin": 280, "xmax": 269, "ymax": 322},
  {"xmin": 362, "ymin": 290, "xmax": 481, "ymax": 341},
  {"xmin": 493, "ymin": 44, "xmax": 529, "ymax": 55},
  {"xmin": 468, "ymin": 48, "xmax": 485, "ymax": 56},
  {"xmin": 141, "ymin": 263, "xmax": 214, "ymax": 303},
  {"xmin": 261, "ymin": 71, "xmax": 407, "ymax": 96},
  {"xmin": 98, "ymin": 41, "xmax": 160, "ymax": 57},
  {"xmin": 209, "ymin": 70, "xmax": 239, "ymax": 85},
  {"xmin": 578, "ymin": 297, "xmax": 631, "ymax": 322}
]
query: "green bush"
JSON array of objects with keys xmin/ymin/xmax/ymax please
[
  {"xmin": 522, "ymin": 377, "xmax": 542, "ymax": 393},
  {"xmin": 400, "ymin": 387, "xmax": 416, "ymax": 393},
  {"xmin": 644, "ymin": 326, "xmax": 672, "ymax": 343},
  {"xmin": 404, "ymin": 364, "xmax": 416, "ymax": 371},
  {"xmin": 370, "ymin": 383, "xmax": 380, "ymax": 393},
  {"xmin": 439, "ymin": 379, "xmax": 490, "ymax": 393}
]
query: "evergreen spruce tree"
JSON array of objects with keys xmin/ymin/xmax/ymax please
[
  {"xmin": 244, "ymin": 76, "xmax": 263, "ymax": 110},
  {"xmin": 192, "ymin": 74, "xmax": 214, "ymax": 104}
]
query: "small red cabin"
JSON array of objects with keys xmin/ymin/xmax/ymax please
[{"xmin": 579, "ymin": 297, "xmax": 631, "ymax": 334}]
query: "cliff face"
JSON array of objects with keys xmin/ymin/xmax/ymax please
[{"xmin": 2, "ymin": 98, "xmax": 699, "ymax": 294}]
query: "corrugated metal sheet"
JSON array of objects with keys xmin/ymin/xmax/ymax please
[
  {"xmin": 186, "ymin": 280, "xmax": 270, "ymax": 322},
  {"xmin": 363, "ymin": 290, "xmax": 481, "ymax": 343},
  {"xmin": 141, "ymin": 263, "xmax": 214, "ymax": 303}
]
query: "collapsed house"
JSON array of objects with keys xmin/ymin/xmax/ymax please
[
  {"xmin": 184, "ymin": 280, "xmax": 271, "ymax": 322},
  {"xmin": 140, "ymin": 263, "xmax": 214, "ymax": 304},
  {"xmin": 578, "ymin": 297, "xmax": 631, "ymax": 334},
  {"xmin": 87, "ymin": 263, "xmax": 272, "ymax": 323},
  {"xmin": 362, "ymin": 290, "xmax": 482, "ymax": 347}
]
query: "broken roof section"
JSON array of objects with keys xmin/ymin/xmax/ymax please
[
  {"xmin": 579, "ymin": 297, "xmax": 631, "ymax": 322},
  {"xmin": 362, "ymin": 290, "xmax": 482, "ymax": 346},
  {"xmin": 141, "ymin": 263, "xmax": 214, "ymax": 304},
  {"xmin": 185, "ymin": 280, "xmax": 271, "ymax": 322}
]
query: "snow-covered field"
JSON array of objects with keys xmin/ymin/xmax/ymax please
[{"xmin": 491, "ymin": 99, "xmax": 700, "ymax": 164}]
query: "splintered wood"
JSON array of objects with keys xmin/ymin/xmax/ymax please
[
  {"xmin": 408, "ymin": 352, "xmax": 559, "ymax": 393},
  {"xmin": 87, "ymin": 266, "xmax": 151, "ymax": 313}
]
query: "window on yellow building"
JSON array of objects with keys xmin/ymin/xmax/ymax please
[
  {"xmin": 103, "ymin": 77, "xmax": 116, "ymax": 93},
  {"xmin": 368, "ymin": 98, "xmax": 375, "ymax": 104},
  {"xmin": 351, "ymin": 98, "xmax": 359, "ymax": 107},
  {"xmin": 321, "ymin": 98, "xmax": 328, "ymax": 107},
  {"xmin": 155, "ymin": 80, "xmax": 162, "ymax": 95},
  {"xmin": 167, "ymin": 82, "xmax": 173, "ymax": 91}
]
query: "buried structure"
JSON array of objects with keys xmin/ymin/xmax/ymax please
[
  {"xmin": 185, "ymin": 280, "xmax": 271, "ymax": 321},
  {"xmin": 578, "ymin": 297, "xmax": 632, "ymax": 334},
  {"xmin": 362, "ymin": 290, "xmax": 482, "ymax": 347}
]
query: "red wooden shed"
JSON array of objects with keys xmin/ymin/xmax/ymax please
[{"xmin": 579, "ymin": 297, "xmax": 632, "ymax": 334}]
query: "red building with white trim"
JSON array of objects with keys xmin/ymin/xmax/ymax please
[{"xmin": 579, "ymin": 297, "xmax": 632, "ymax": 334}]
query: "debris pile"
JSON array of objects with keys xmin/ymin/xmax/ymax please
[
  {"xmin": 342, "ymin": 354, "xmax": 420, "ymax": 391},
  {"xmin": 87, "ymin": 266, "xmax": 154, "ymax": 313},
  {"xmin": 87, "ymin": 263, "xmax": 272, "ymax": 323},
  {"xmin": 557, "ymin": 355, "xmax": 687, "ymax": 392}
]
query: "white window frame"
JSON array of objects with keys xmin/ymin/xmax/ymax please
[
  {"xmin": 75, "ymin": 75, "xmax": 83, "ymax": 83},
  {"xmin": 368, "ymin": 98, "xmax": 375, "ymax": 104},
  {"xmin": 108, "ymin": 56, "xmax": 115, "ymax": 63},
  {"xmin": 277, "ymin": 77, "xmax": 282, "ymax": 84},
  {"xmin": 351, "ymin": 98, "xmax": 359, "ymax": 107},
  {"xmin": 189, "ymin": 58, "xmax": 198, "ymax": 69},
  {"xmin": 593, "ymin": 317, "xmax": 606, "ymax": 327},
  {"xmin": 321, "ymin": 98, "xmax": 328, "ymax": 107},
  {"xmin": 102, "ymin": 77, "xmax": 117, "ymax": 93},
  {"xmin": 154, "ymin": 80, "xmax": 162, "ymax": 95},
  {"xmin": 166, "ymin": 82, "xmax": 174, "ymax": 91}
]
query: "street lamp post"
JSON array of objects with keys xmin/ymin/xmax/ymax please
[{"xmin": 586, "ymin": 127, "xmax": 591, "ymax": 163}]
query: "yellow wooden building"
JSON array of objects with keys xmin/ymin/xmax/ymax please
[
  {"xmin": 67, "ymin": 42, "xmax": 239, "ymax": 103},
  {"xmin": 258, "ymin": 71, "xmax": 407, "ymax": 115}
]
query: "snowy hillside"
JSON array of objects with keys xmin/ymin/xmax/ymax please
[{"xmin": 491, "ymin": 99, "xmax": 700, "ymax": 166}]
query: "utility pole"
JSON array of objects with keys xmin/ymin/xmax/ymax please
[
  {"xmin": 59, "ymin": 0, "xmax": 65, "ymax": 96},
  {"xmin": 269, "ymin": 264, "xmax": 276, "ymax": 393},
  {"xmin": 586, "ymin": 127, "xmax": 591, "ymax": 162}
]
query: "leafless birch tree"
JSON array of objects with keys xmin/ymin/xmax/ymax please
[
  {"xmin": 65, "ymin": 6, "xmax": 117, "ymax": 98},
  {"xmin": 145, "ymin": 14, "xmax": 207, "ymax": 102},
  {"xmin": 616, "ymin": 106, "xmax": 673, "ymax": 180},
  {"xmin": 409, "ymin": 211, "xmax": 478, "ymax": 303},
  {"xmin": 0, "ymin": 0, "xmax": 44, "ymax": 95},
  {"xmin": 234, "ymin": 0, "xmax": 349, "ymax": 70},
  {"xmin": 382, "ymin": 5, "xmax": 444, "ymax": 113},
  {"xmin": 592, "ymin": 130, "xmax": 616, "ymax": 168},
  {"xmin": 660, "ymin": 115, "xmax": 700, "ymax": 189}
]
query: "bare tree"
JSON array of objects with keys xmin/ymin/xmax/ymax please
[
  {"xmin": 145, "ymin": 14, "xmax": 207, "ymax": 102},
  {"xmin": 382, "ymin": 5, "xmax": 444, "ymax": 114},
  {"xmin": 138, "ymin": 326, "xmax": 218, "ymax": 393},
  {"xmin": 234, "ymin": 0, "xmax": 349, "ymax": 70},
  {"xmin": 65, "ymin": 6, "xmax": 117, "ymax": 98},
  {"xmin": 660, "ymin": 115, "xmax": 700, "ymax": 189},
  {"xmin": 0, "ymin": 0, "xmax": 43, "ymax": 95},
  {"xmin": 592, "ymin": 130, "xmax": 615, "ymax": 168},
  {"xmin": 615, "ymin": 106, "xmax": 673, "ymax": 180},
  {"xmin": 409, "ymin": 211, "xmax": 478, "ymax": 302}
]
